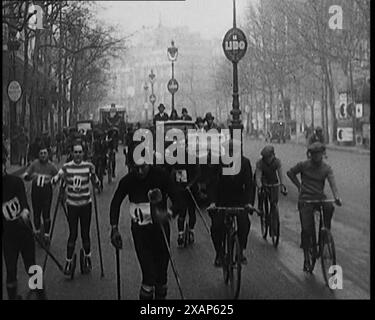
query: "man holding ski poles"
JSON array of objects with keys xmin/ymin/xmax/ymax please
[
  {"xmin": 52, "ymin": 141, "xmax": 100, "ymax": 277},
  {"xmin": 2, "ymin": 144, "xmax": 46, "ymax": 300},
  {"xmin": 109, "ymin": 159, "xmax": 182, "ymax": 300},
  {"xmin": 23, "ymin": 145, "xmax": 58, "ymax": 247}
]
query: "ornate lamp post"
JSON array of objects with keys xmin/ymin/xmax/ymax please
[
  {"xmin": 167, "ymin": 40, "xmax": 179, "ymax": 111},
  {"xmin": 222, "ymin": 0, "xmax": 248, "ymax": 141},
  {"xmin": 149, "ymin": 69, "xmax": 156, "ymax": 118}
]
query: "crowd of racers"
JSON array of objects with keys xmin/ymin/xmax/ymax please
[{"xmin": 2, "ymin": 107, "xmax": 342, "ymax": 300}]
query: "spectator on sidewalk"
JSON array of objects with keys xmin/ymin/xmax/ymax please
[
  {"xmin": 181, "ymin": 108, "xmax": 192, "ymax": 121},
  {"xmin": 17, "ymin": 128, "xmax": 29, "ymax": 166},
  {"xmin": 308, "ymin": 127, "xmax": 325, "ymax": 146}
]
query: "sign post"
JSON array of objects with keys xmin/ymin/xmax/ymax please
[{"xmin": 222, "ymin": 0, "xmax": 247, "ymax": 141}]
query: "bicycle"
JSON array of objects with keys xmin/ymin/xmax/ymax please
[
  {"xmin": 207, "ymin": 205, "xmax": 261, "ymax": 299},
  {"xmin": 299, "ymin": 199, "xmax": 337, "ymax": 288},
  {"xmin": 258, "ymin": 183, "xmax": 287, "ymax": 248}
]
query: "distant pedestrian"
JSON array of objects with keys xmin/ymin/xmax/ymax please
[
  {"xmin": 181, "ymin": 108, "xmax": 192, "ymax": 121},
  {"xmin": 154, "ymin": 104, "xmax": 169, "ymax": 123}
]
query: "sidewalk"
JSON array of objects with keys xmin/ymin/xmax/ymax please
[
  {"xmin": 288, "ymin": 136, "xmax": 370, "ymax": 155},
  {"xmin": 245, "ymin": 134, "xmax": 370, "ymax": 155}
]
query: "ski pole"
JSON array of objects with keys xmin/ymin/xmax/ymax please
[
  {"xmin": 159, "ymin": 222, "xmax": 184, "ymax": 300},
  {"xmin": 24, "ymin": 217, "xmax": 65, "ymax": 273},
  {"xmin": 186, "ymin": 187, "xmax": 211, "ymax": 235},
  {"xmin": 92, "ymin": 180, "xmax": 104, "ymax": 278},
  {"xmin": 115, "ymin": 248, "xmax": 121, "ymax": 300},
  {"xmin": 42, "ymin": 183, "xmax": 63, "ymax": 272}
]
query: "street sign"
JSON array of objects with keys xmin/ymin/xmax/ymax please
[
  {"xmin": 337, "ymin": 127, "xmax": 353, "ymax": 142},
  {"xmin": 222, "ymin": 27, "xmax": 248, "ymax": 63},
  {"xmin": 7, "ymin": 81, "xmax": 22, "ymax": 103},
  {"xmin": 149, "ymin": 94, "xmax": 156, "ymax": 104},
  {"xmin": 355, "ymin": 103, "xmax": 363, "ymax": 118},
  {"xmin": 167, "ymin": 78, "xmax": 179, "ymax": 94}
]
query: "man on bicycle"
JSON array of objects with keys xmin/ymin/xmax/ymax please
[
  {"xmin": 286, "ymin": 142, "xmax": 342, "ymax": 271},
  {"xmin": 255, "ymin": 145, "xmax": 287, "ymax": 235},
  {"xmin": 207, "ymin": 139, "xmax": 255, "ymax": 266}
]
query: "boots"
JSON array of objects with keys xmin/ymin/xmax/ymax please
[
  {"xmin": 80, "ymin": 248, "xmax": 92, "ymax": 274},
  {"xmin": 64, "ymin": 254, "xmax": 77, "ymax": 279}
]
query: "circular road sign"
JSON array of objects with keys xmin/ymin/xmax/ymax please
[
  {"xmin": 7, "ymin": 80, "xmax": 22, "ymax": 103},
  {"xmin": 222, "ymin": 27, "xmax": 248, "ymax": 63},
  {"xmin": 167, "ymin": 78, "xmax": 179, "ymax": 94},
  {"xmin": 149, "ymin": 93, "xmax": 156, "ymax": 104}
]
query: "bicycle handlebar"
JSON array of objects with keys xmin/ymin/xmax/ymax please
[
  {"xmin": 207, "ymin": 205, "xmax": 262, "ymax": 216},
  {"xmin": 262, "ymin": 184, "xmax": 281, "ymax": 187},
  {"xmin": 299, "ymin": 199, "xmax": 336, "ymax": 204}
]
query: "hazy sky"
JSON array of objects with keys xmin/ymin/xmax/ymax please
[{"xmin": 96, "ymin": 0, "xmax": 252, "ymax": 40}]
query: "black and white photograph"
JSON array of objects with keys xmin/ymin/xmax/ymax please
[{"xmin": 2, "ymin": 0, "xmax": 370, "ymax": 304}]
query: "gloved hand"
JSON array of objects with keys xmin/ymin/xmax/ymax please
[
  {"xmin": 280, "ymin": 184, "xmax": 288, "ymax": 196},
  {"xmin": 111, "ymin": 226, "xmax": 123, "ymax": 250},
  {"xmin": 207, "ymin": 202, "xmax": 216, "ymax": 212},
  {"xmin": 335, "ymin": 198, "xmax": 342, "ymax": 206},
  {"xmin": 51, "ymin": 175, "xmax": 59, "ymax": 186}
]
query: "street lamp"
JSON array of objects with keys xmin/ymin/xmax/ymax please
[
  {"xmin": 222, "ymin": 0, "xmax": 247, "ymax": 141},
  {"xmin": 167, "ymin": 40, "xmax": 178, "ymax": 111},
  {"xmin": 144, "ymin": 82, "xmax": 149, "ymax": 122},
  {"xmin": 149, "ymin": 69, "xmax": 156, "ymax": 118}
]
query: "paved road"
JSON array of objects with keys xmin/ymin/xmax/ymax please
[{"xmin": 2, "ymin": 141, "xmax": 370, "ymax": 299}]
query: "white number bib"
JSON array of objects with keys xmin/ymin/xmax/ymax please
[
  {"xmin": 129, "ymin": 202, "xmax": 152, "ymax": 226},
  {"xmin": 36, "ymin": 174, "xmax": 47, "ymax": 187},
  {"xmin": 72, "ymin": 176, "xmax": 83, "ymax": 191},
  {"xmin": 175, "ymin": 169, "xmax": 187, "ymax": 183},
  {"xmin": 2, "ymin": 197, "xmax": 21, "ymax": 221}
]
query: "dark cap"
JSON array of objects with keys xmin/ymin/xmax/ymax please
[
  {"xmin": 182, "ymin": 107, "xmax": 188, "ymax": 114},
  {"xmin": 261, "ymin": 145, "xmax": 275, "ymax": 157},
  {"xmin": 315, "ymin": 126, "xmax": 323, "ymax": 132},
  {"xmin": 307, "ymin": 142, "xmax": 326, "ymax": 153},
  {"xmin": 158, "ymin": 103, "xmax": 165, "ymax": 110},
  {"xmin": 196, "ymin": 117, "xmax": 204, "ymax": 124},
  {"xmin": 205, "ymin": 112, "xmax": 214, "ymax": 120}
]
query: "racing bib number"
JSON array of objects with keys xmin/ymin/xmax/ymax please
[
  {"xmin": 36, "ymin": 175, "xmax": 46, "ymax": 187},
  {"xmin": 2, "ymin": 197, "xmax": 21, "ymax": 221},
  {"xmin": 176, "ymin": 169, "xmax": 187, "ymax": 183},
  {"xmin": 129, "ymin": 203, "xmax": 152, "ymax": 225},
  {"xmin": 72, "ymin": 176, "xmax": 83, "ymax": 191}
]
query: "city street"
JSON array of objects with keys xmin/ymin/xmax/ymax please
[{"xmin": 3, "ymin": 139, "xmax": 370, "ymax": 300}]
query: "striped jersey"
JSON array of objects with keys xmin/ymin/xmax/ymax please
[{"xmin": 58, "ymin": 161, "xmax": 95, "ymax": 207}]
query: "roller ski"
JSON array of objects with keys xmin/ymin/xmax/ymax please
[
  {"xmin": 80, "ymin": 248, "xmax": 92, "ymax": 274},
  {"xmin": 63, "ymin": 253, "xmax": 77, "ymax": 279}
]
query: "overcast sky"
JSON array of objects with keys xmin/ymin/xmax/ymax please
[{"xmin": 96, "ymin": 0, "xmax": 253, "ymax": 40}]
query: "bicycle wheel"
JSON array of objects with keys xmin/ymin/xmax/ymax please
[
  {"xmin": 320, "ymin": 230, "xmax": 336, "ymax": 288},
  {"xmin": 270, "ymin": 210, "xmax": 280, "ymax": 248},
  {"xmin": 228, "ymin": 234, "xmax": 242, "ymax": 299},
  {"xmin": 222, "ymin": 233, "xmax": 230, "ymax": 284},
  {"xmin": 261, "ymin": 196, "xmax": 269, "ymax": 239}
]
